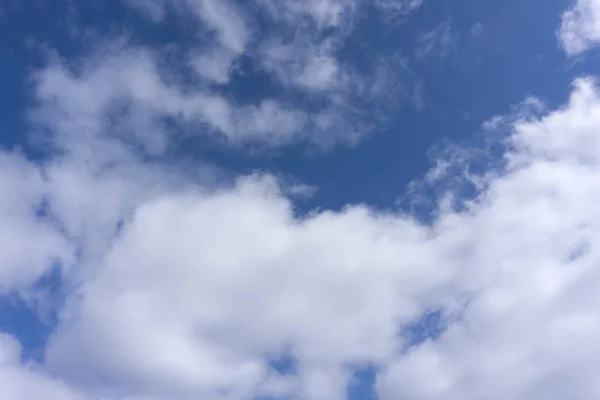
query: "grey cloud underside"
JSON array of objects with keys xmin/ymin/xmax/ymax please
[{"xmin": 2, "ymin": 0, "xmax": 600, "ymax": 400}]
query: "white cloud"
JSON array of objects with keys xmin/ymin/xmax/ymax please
[
  {"xmin": 295, "ymin": 53, "xmax": 341, "ymax": 91},
  {"xmin": 125, "ymin": 0, "xmax": 248, "ymax": 85},
  {"xmin": 188, "ymin": 0, "xmax": 248, "ymax": 54},
  {"xmin": 377, "ymin": 77, "xmax": 600, "ymax": 400},
  {"xmin": 31, "ymin": 36, "xmax": 409, "ymax": 151},
  {"xmin": 258, "ymin": 37, "xmax": 344, "ymax": 93},
  {"xmin": 11, "ymin": 77, "xmax": 592, "ymax": 400},
  {"xmin": 31, "ymin": 45, "xmax": 172, "ymax": 156},
  {"xmin": 190, "ymin": 47, "xmax": 238, "ymax": 84},
  {"xmin": 31, "ymin": 45, "xmax": 314, "ymax": 148},
  {"xmin": 0, "ymin": 77, "xmax": 580, "ymax": 400},
  {"xmin": 7, "ymin": 2, "xmax": 600, "ymax": 400},
  {"xmin": 2, "ymin": 44, "xmax": 600, "ymax": 400},
  {"xmin": 559, "ymin": 0, "xmax": 600, "ymax": 55},
  {"xmin": 45, "ymin": 175, "xmax": 447, "ymax": 399}
]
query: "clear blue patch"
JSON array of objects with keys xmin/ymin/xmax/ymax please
[
  {"xmin": 0, "ymin": 295, "xmax": 48, "ymax": 362},
  {"xmin": 0, "ymin": 265, "xmax": 64, "ymax": 362},
  {"xmin": 268, "ymin": 351, "xmax": 297, "ymax": 376},
  {"xmin": 347, "ymin": 364, "xmax": 378, "ymax": 400},
  {"xmin": 401, "ymin": 309, "xmax": 447, "ymax": 348},
  {"xmin": 0, "ymin": 45, "xmax": 28, "ymax": 150}
]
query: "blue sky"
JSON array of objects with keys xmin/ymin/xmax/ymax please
[
  {"xmin": 3, "ymin": 0, "xmax": 600, "ymax": 399},
  {"xmin": 2, "ymin": 0, "xmax": 589, "ymax": 210}
]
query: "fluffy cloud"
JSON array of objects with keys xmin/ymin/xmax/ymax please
[
  {"xmin": 559, "ymin": 0, "xmax": 600, "ymax": 55},
  {"xmin": 6, "ymin": 78, "xmax": 594, "ymax": 400},
  {"xmin": 45, "ymin": 175, "xmax": 447, "ymax": 399},
  {"xmin": 3, "ymin": 1, "xmax": 600, "ymax": 400},
  {"xmin": 378, "ymin": 78, "xmax": 600, "ymax": 400},
  {"xmin": 32, "ymin": 44, "xmax": 314, "ymax": 149}
]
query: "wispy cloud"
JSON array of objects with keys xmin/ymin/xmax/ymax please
[
  {"xmin": 414, "ymin": 19, "xmax": 456, "ymax": 62},
  {"xmin": 16, "ymin": 77, "xmax": 600, "ymax": 400},
  {"xmin": 470, "ymin": 22, "xmax": 484, "ymax": 38}
]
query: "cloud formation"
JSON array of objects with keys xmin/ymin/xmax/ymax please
[
  {"xmin": 100, "ymin": 0, "xmax": 409, "ymax": 148},
  {"xmin": 559, "ymin": 0, "xmax": 600, "ymax": 55},
  {"xmin": 7, "ymin": 73, "xmax": 600, "ymax": 400},
  {"xmin": 2, "ymin": 1, "xmax": 600, "ymax": 400},
  {"xmin": 379, "ymin": 78, "xmax": 600, "ymax": 400}
]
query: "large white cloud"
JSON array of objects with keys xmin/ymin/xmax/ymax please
[
  {"xmin": 378, "ymin": 78, "xmax": 600, "ymax": 400},
  {"xmin": 7, "ymin": 64, "xmax": 600, "ymax": 400},
  {"xmin": 45, "ymin": 175, "xmax": 449, "ymax": 400},
  {"xmin": 3, "ymin": 1, "xmax": 600, "ymax": 400},
  {"xmin": 8, "ymin": 78, "xmax": 593, "ymax": 400}
]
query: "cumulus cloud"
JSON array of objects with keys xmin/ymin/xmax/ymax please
[
  {"xmin": 4, "ymin": 1, "xmax": 600, "ymax": 400},
  {"xmin": 45, "ymin": 77, "xmax": 600, "ymax": 400},
  {"xmin": 30, "ymin": 35, "xmax": 403, "ymax": 149},
  {"xmin": 0, "ymin": 77, "xmax": 587, "ymax": 400},
  {"xmin": 378, "ymin": 78, "xmax": 600, "ymax": 400},
  {"xmin": 190, "ymin": 46, "xmax": 239, "ymax": 84},
  {"xmin": 45, "ymin": 176, "xmax": 447, "ymax": 399},
  {"xmin": 559, "ymin": 0, "xmax": 600, "ymax": 55}
]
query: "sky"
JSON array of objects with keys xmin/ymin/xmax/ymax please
[{"xmin": 2, "ymin": 0, "xmax": 600, "ymax": 399}]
